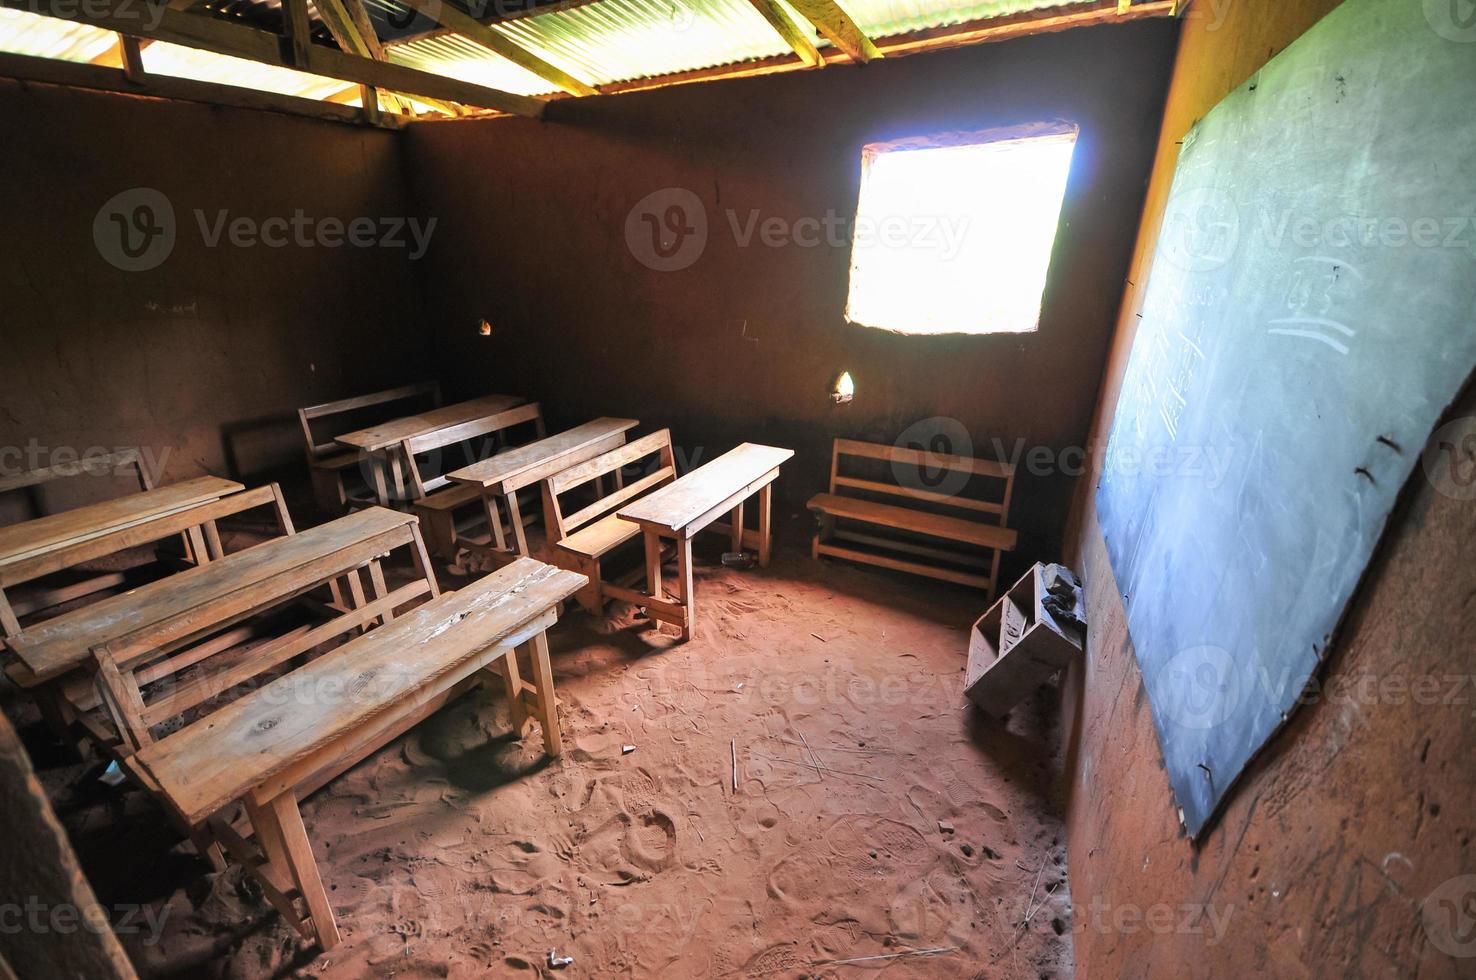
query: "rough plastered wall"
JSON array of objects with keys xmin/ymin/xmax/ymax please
[
  {"xmin": 0, "ymin": 81, "xmax": 432, "ymax": 519},
  {"xmin": 1061, "ymin": 0, "xmax": 1476, "ymax": 976},
  {"xmin": 402, "ymin": 20, "xmax": 1178, "ymax": 567}
]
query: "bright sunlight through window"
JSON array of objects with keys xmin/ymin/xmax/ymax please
[{"xmin": 845, "ymin": 125, "xmax": 1079, "ymax": 336}]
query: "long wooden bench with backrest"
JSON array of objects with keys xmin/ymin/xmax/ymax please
[
  {"xmin": 2, "ymin": 483, "xmax": 295, "ymax": 739},
  {"xmin": 0, "ymin": 475, "xmax": 248, "ymax": 635},
  {"xmin": 541, "ymin": 429, "xmax": 678, "ymax": 614},
  {"xmin": 297, "ymin": 382, "xmax": 440, "ymax": 513},
  {"xmin": 406, "ymin": 402, "xmax": 545, "ymax": 557},
  {"xmin": 109, "ymin": 556, "xmax": 585, "ymax": 951},
  {"xmin": 808, "ymin": 438, "xmax": 1018, "ymax": 600}
]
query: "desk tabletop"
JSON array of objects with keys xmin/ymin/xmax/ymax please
[
  {"xmin": 335, "ymin": 395, "xmax": 526, "ymax": 452},
  {"xmin": 447, "ymin": 418, "xmax": 638, "ymax": 491},
  {"xmin": 0, "ymin": 477, "xmax": 243, "ymax": 569},
  {"xmin": 8, "ymin": 507, "xmax": 415, "ymax": 684},
  {"xmin": 134, "ymin": 557, "xmax": 587, "ymax": 825},
  {"xmin": 618, "ymin": 443, "xmax": 792, "ymax": 534}
]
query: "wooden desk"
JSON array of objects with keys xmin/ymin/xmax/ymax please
[
  {"xmin": 335, "ymin": 394, "xmax": 526, "ymax": 506},
  {"xmin": 7, "ymin": 506, "xmax": 416, "ymax": 689},
  {"xmin": 447, "ymin": 417, "xmax": 638, "ymax": 556},
  {"xmin": 129, "ymin": 557, "xmax": 586, "ymax": 951},
  {"xmin": 617, "ymin": 443, "xmax": 792, "ymax": 640},
  {"xmin": 0, "ymin": 477, "xmax": 244, "ymax": 635}
]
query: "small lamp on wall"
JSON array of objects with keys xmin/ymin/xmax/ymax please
[
  {"xmin": 831, "ymin": 371, "xmax": 855, "ymax": 404},
  {"xmin": 477, "ymin": 318, "xmax": 493, "ymax": 337}
]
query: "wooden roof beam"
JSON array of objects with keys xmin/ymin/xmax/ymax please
[
  {"xmin": 2, "ymin": 0, "xmax": 546, "ymax": 115},
  {"xmin": 784, "ymin": 0, "xmax": 879, "ymax": 63},
  {"xmin": 392, "ymin": 0, "xmax": 597, "ymax": 96},
  {"xmin": 743, "ymin": 0, "xmax": 823, "ymax": 67}
]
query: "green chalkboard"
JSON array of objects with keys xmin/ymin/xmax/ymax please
[{"xmin": 1097, "ymin": 0, "xmax": 1476, "ymax": 837}]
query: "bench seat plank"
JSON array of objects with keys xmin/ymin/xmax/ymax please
[
  {"xmin": 807, "ymin": 493, "xmax": 1019, "ymax": 551},
  {"xmin": 8, "ymin": 507, "xmax": 414, "ymax": 684},
  {"xmin": 618, "ymin": 444, "xmax": 794, "ymax": 535},
  {"xmin": 310, "ymin": 452, "xmax": 360, "ymax": 472},
  {"xmin": 133, "ymin": 557, "xmax": 587, "ymax": 825},
  {"xmin": 557, "ymin": 512, "xmax": 641, "ymax": 559},
  {"xmin": 447, "ymin": 418, "xmax": 638, "ymax": 491},
  {"xmin": 0, "ymin": 476, "xmax": 243, "ymax": 567}
]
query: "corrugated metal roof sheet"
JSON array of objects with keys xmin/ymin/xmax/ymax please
[
  {"xmin": 844, "ymin": 0, "xmax": 1094, "ymax": 39},
  {"xmin": 488, "ymin": 0, "xmax": 794, "ymax": 87},
  {"xmin": 388, "ymin": 31, "xmax": 562, "ymax": 95},
  {"xmin": 0, "ymin": 7, "xmax": 118, "ymax": 63},
  {"xmin": 141, "ymin": 41, "xmax": 352, "ymax": 99}
]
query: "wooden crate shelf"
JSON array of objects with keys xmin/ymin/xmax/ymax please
[{"xmin": 965, "ymin": 562, "xmax": 1084, "ymax": 717}]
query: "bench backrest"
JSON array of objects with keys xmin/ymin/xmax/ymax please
[
  {"xmin": 90, "ymin": 512, "xmax": 438, "ymax": 753},
  {"xmin": 0, "ymin": 448, "xmax": 155, "ymax": 498},
  {"xmin": 297, "ymin": 382, "xmax": 441, "ymax": 462},
  {"xmin": 399, "ymin": 403, "xmax": 545, "ymax": 498},
  {"xmin": 542, "ymin": 429, "xmax": 675, "ymax": 544},
  {"xmin": 828, "ymin": 438, "xmax": 1015, "ymax": 526}
]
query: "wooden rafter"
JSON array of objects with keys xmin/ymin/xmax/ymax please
[
  {"xmin": 785, "ymin": 0, "xmax": 879, "ymax": 63},
  {"xmin": 314, "ymin": 0, "xmax": 416, "ymax": 112},
  {"xmin": 1, "ymin": 0, "xmax": 546, "ymax": 115},
  {"xmin": 742, "ymin": 0, "xmax": 823, "ymax": 67},
  {"xmin": 391, "ymin": 0, "xmax": 597, "ymax": 96},
  {"xmin": 0, "ymin": 49, "xmax": 405, "ymax": 128}
]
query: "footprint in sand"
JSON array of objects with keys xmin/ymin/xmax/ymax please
[
  {"xmin": 622, "ymin": 809, "xmax": 678, "ymax": 871},
  {"xmin": 743, "ymin": 942, "xmax": 804, "ymax": 976}
]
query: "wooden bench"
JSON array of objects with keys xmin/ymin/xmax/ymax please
[
  {"xmin": 335, "ymin": 393, "xmax": 527, "ymax": 507},
  {"xmin": 297, "ymin": 382, "xmax": 441, "ymax": 514},
  {"xmin": 0, "ymin": 447, "xmax": 155, "ymax": 497},
  {"xmin": 807, "ymin": 438, "xmax": 1017, "ymax": 599},
  {"xmin": 2, "ymin": 484, "xmax": 297, "ymax": 738},
  {"xmin": 120, "ymin": 557, "xmax": 585, "ymax": 951},
  {"xmin": 447, "ymin": 417, "xmax": 638, "ymax": 561},
  {"xmin": 542, "ymin": 429, "xmax": 677, "ymax": 615},
  {"xmin": 0, "ymin": 476, "xmax": 251, "ymax": 638},
  {"xmin": 406, "ymin": 403, "xmax": 545, "ymax": 557},
  {"xmin": 618, "ymin": 443, "xmax": 793, "ymax": 640}
]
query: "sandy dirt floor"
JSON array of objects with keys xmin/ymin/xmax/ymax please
[{"xmin": 11, "ymin": 518, "xmax": 1073, "ymax": 979}]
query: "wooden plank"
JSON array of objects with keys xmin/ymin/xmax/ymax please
[
  {"xmin": 9, "ymin": 508, "xmax": 414, "ymax": 683},
  {"xmin": 834, "ymin": 437, "xmax": 1012, "ymax": 478},
  {"xmin": 833, "ymin": 475, "xmax": 1004, "ymax": 514},
  {"xmin": 783, "ymin": 0, "xmax": 880, "ymax": 62},
  {"xmin": 336, "ymin": 394, "xmax": 527, "ymax": 452},
  {"xmin": 391, "ymin": 0, "xmax": 598, "ymax": 96},
  {"xmin": 300, "ymin": 382, "xmax": 440, "ymax": 422},
  {"xmin": 555, "ymin": 512, "xmax": 642, "ymax": 559},
  {"xmin": 546, "ymin": 429, "xmax": 671, "ymax": 495},
  {"xmin": 280, "ymin": 0, "xmax": 314, "ymax": 70},
  {"xmin": 448, "ymin": 418, "xmax": 638, "ymax": 490},
  {"xmin": 816, "ymin": 541, "xmax": 992, "ymax": 590},
  {"xmin": 403, "ymin": 403, "xmax": 542, "ymax": 456},
  {"xmin": 0, "ymin": 0, "xmax": 546, "ymax": 116},
  {"xmin": 0, "ymin": 484, "xmax": 281, "ymax": 589},
  {"xmin": 618, "ymin": 444, "xmax": 794, "ymax": 534},
  {"xmin": 0, "ymin": 477, "xmax": 242, "ymax": 567},
  {"xmin": 742, "ymin": 0, "xmax": 824, "ymax": 66},
  {"xmin": 559, "ymin": 467, "xmax": 671, "ymax": 536},
  {"xmin": 134, "ymin": 559, "xmax": 585, "ymax": 825},
  {"xmin": 807, "ymin": 492, "xmax": 1018, "ymax": 551},
  {"xmin": 0, "ymin": 50, "xmax": 403, "ymax": 129}
]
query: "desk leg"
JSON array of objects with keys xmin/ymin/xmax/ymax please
[
  {"xmin": 525, "ymin": 631, "xmax": 562, "ymax": 756},
  {"xmin": 643, "ymin": 530, "xmax": 664, "ymax": 602},
  {"xmin": 247, "ymin": 793, "xmax": 341, "ymax": 951},
  {"xmin": 367, "ymin": 453, "xmax": 390, "ymax": 508},
  {"xmin": 676, "ymin": 537, "xmax": 695, "ymax": 642},
  {"xmin": 387, "ymin": 450, "xmax": 408, "ymax": 506},
  {"xmin": 504, "ymin": 491, "xmax": 530, "ymax": 556},
  {"xmin": 0, "ymin": 589, "xmax": 20, "ymax": 637},
  {"xmin": 758, "ymin": 483, "xmax": 774, "ymax": 568},
  {"xmin": 488, "ymin": 650, "xmax": 530, "ymax": 736},
  {"xmin": 483, "ymin": 493, "xmax": 508, "ymax": 552},
  {"xmin": 730, "ymin": 500, "xmax": 745, "ymax": 554}
]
